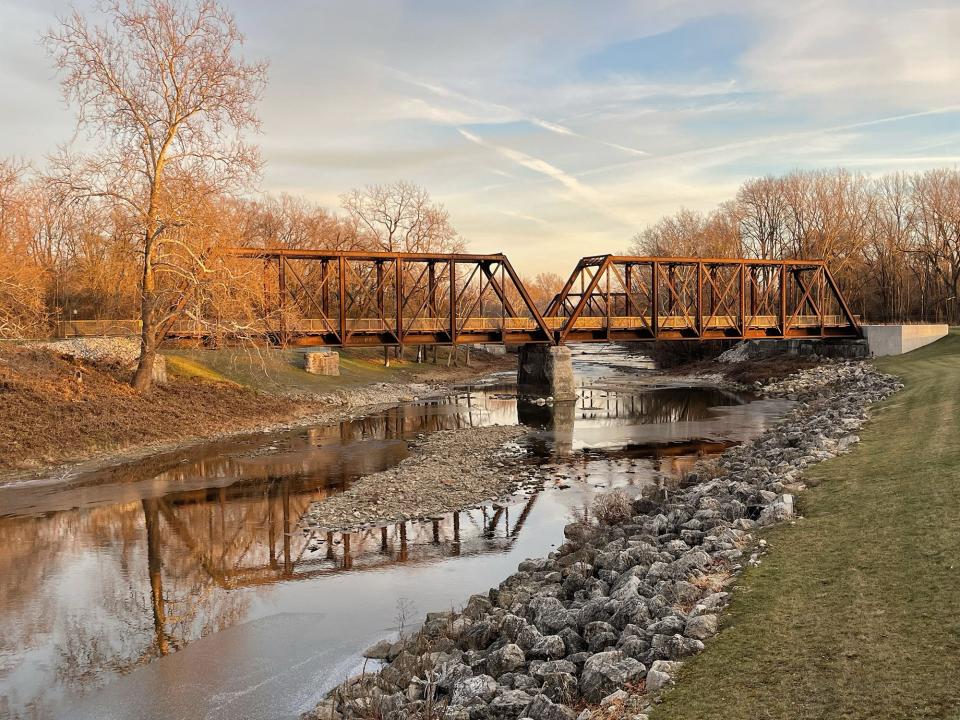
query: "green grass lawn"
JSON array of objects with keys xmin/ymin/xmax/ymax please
[{"xmin": 653, "ymin": 330, "xmax": 960, "ymax": 720}]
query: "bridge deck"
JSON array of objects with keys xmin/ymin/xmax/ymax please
[{"xmin": 59, "ymin": 314, "xmax": 858, "ymax": 346}]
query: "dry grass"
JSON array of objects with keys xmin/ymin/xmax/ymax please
[
  {"xmin": 166, "ymin": 345, "xmax": 514, "ymax": 394},
  {"xmin": 720, "ymin": 356, "xmax": 819, "ymax": 385},
  {"xmin": 689, "ymin": 568, "xmax": 734, "ymax": 593},
  {"xmin": 591, "ymin": 489, "xmax": 633, "ymax": 525},
  {"xmin": 675, "ymin": 355, "xmax": 818, "ymax": 385}
]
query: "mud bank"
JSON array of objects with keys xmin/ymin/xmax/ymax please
[{"xmin": 0, "ymin": 342, "xmax": 512, "ymax": 486}]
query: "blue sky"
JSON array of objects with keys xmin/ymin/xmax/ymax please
[{"xmin": 2, "ymin": 0, "xmax": 960, "ymax": 273}]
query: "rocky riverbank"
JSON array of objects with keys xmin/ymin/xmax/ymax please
[
  {"xmin": 300, "ymin": 425, "xmax": 536, "ymax": 532},
  {"xmin": 307, "ymin": 361, "xmax": 902, "ymax": 720}
]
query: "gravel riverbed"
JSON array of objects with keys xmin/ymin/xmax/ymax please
[
  {"xmin": 300, "ymin": 425, "xmax": 535, "ymax": 532},
  {"xmin": 306, "ymin": 361, "xmax": 902, "ymax": 720}
]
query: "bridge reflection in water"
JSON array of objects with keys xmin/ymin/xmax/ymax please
[
  {"xmin": 135, "ymin": 384, "xmax": 749, "ymax": 656},
  {"xmin": 0, "ymin": 379, "xmax": 790, "ymax": 720}
]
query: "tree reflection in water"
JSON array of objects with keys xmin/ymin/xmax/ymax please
[{"xmin": 0, "ymin": 380, "xmax": 782, "ymax": 720}]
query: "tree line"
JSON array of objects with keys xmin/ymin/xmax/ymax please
[
  {"xmin": 630, "ymin": 168, "xmax": 960, "ymax": 324},
  {"xmin": 0, "ymin": 1, "xmax": 955, "ymax": 392},
  {"xmin": 0, "ymin": 164, "xmax": 464, "ymax": 330}
]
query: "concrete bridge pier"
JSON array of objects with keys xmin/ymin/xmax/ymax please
[{"xmin": 517, "ymin": 344, "xmax": 577, "ymax": 401}]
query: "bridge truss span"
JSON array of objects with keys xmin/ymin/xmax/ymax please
[
  {"xmin": 156, "ymin": 249, "xmax": 861, "ymax": 348},
  {"xmin": 546, "ymin": 255, "xmax": 860, "ymax": 343},
  {"xmin": 214, "ymin": 247, "xmax": 554, "ymax": 347}
]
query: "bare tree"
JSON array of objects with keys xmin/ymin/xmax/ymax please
[
  {"xmin": 736, "ymin": 176, "xmax": 787, "ymax": 259},
  {"xmin": 523, "ymin": 271, "xmax": 566, "ymax": 312},
  {"xmin": 44, "ymin": 0, "xmax": 267, "ymax": 390},
  {"xmin": 629, "ymin": 205, "xmax": 741, "ymax": 258},
  {"xmin": 910, "ymin": 169, "xmax": 960, "ymax": 323},
  {"xmin": 340, "ymin": 181, "xmax": 463, "ymax": 254},
  {"xmin": 241, "ymin": 193, "xmax": 353, "ymax": 251}
]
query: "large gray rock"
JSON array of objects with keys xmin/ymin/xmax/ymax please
[
  {"xmin": 758, "ymin": 493, "xmax": 795, "ymax": 526},
  {"xmin": 380, "ymin": 651, "xmax": 420, "ymax": 688},
  {"xmin": 579, "ymin": 650, "xmax": 646, "ymax": 702},
  {"xmin": 532, "ymin": 659, "xmax": 577, "ymax": 680},
  {"xmin": 558, "ymin": 627, "xmax": 586, "ymax": 655},
  {"xmin": 524, "ymin": 694, "xmax": 577, "ymax": 720},
  {"xmin": 617, "ymin": 634, "xmax": 647, "ymax": 661},
  {"xmin": 645, "ymin": 660, "xmax": 683, "ymax": 692},
  {"xmin": 362, "ymin": 638, "xmax": 393, "ymax": 660},
  {"xmin": 487, "ymin": 643, "xmax": 526, "ymax": 677},
  {"xmin": 461, "ymin": 620, "xmax": 498, "ymax": 650},
  {"xmin": 540, "ymin": 672, "xmax": 578, "ymax": 704},
  {"xmin": 451, "ymin": 674, "xmax": 497, "ymax": 706},
  {"xmin": 583, "ymin": 621, "xmax": 618, "ymax": 652},
  {"xmin": 529, "ymin": 596, "xmax": 575, "ymax": 634},
  {"xmin": 651, "ymin": 633, "xmax": 704, "ymax": 660},
  {"xmin": 518, "ymin": 623, "xmax": 545, "ymax": 651},
  {"xmin": 576, "ymin": 598, "xmax": 610, "ymax": 628},
  {"xmin": 530, "ymin": 635, "xmax": 567, "ymax": 660},
  {"xmin": 684, "ymin": 614, "xmax": 718, "ymax": 640},
  {"xmin": 489, "ymin": 689, "xmax": 534, "ymax": 716},
  {"xmin": 609, "ymin": 595, "xmax": 651, "ymax": 629},
  {"xmin": 501, "ymin": 614, "xmax": 528, "ymax": 642}
]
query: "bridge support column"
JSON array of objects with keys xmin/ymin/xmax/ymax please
[{"xmin": 517, "ymin": 344, "xmax": 576, "ymax": 401}]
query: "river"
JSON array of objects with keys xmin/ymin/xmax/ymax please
[{"xmin": 0, "ymin": 346, "xmax": 792, "ymax": 720}]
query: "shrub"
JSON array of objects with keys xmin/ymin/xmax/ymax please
[{"xmin": 591, "ymin": 489, "xmax": 633, "ymax": 525}]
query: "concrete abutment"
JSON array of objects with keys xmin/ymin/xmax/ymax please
[{"xmin": 517, "ymin": 344, "xmax": 577, "ymax": 401}]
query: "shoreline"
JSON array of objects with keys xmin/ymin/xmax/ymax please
[
  {"xmin": 0, "ymin": 346, "xmax": 805, "ymax": 492},
  {"xmin": 0, "ymin": 359, "xmax": 513, "ymax": 489},
  {"xmin": 309, "ymin": 361, "xmax": 902, "ymax": 720}
]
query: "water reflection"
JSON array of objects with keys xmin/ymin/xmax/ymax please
[{"xmin": 0, "ymin": 371, "xmax": 792, "ymax": 720}]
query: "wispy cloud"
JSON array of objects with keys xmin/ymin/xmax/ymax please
[
  {"xmin": 388, "ymin": 67, "xmax": 647, "ymax": 156},
  {"xmin": 578, "ymin": 104, "xmax": 960, "ymax": 179},
  {"xmin": 457, "ymin": 128, "xmax": 598, "ymax": 199},
  {"xmin": 527, "ymin": 117, "xmax": 646, "ymax": 156},
  {"xmin": 457, "ymin": 127, "xmax": 644, "ymax": 231}
]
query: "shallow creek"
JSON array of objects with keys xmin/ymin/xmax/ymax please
[{"xmin": 0, "ymin": 346, "xmax": 792, "ymax": 720}]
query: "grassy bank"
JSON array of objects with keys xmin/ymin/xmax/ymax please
[
  {"xmin": 165, "ymin": 345, "xmax": 492, "ymax": 393},
  {"xmin": 652, "ymin": 330, "xmax": 960, "ymax": 720},
  {"xmin": 0, "ymin": 344, "xmax": 307, "ymax": 475}
]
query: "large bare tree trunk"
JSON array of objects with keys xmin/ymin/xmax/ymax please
[{"xmin": 133, "ymin": 233, "xmax": 157, "ymax": 391}]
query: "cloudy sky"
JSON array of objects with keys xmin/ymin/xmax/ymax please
[{"xmin": 2, "ymin": 0, "xmax": 960, "ymax": 274}]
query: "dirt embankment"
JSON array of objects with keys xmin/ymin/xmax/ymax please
[{"xmin": 0, "ymin": 343, "xmax": 513, "ymax": 481}]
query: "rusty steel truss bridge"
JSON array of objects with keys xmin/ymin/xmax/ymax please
[{"xmin": 59, "ymin": 248, "xmax": 861, "ymax": 346}]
